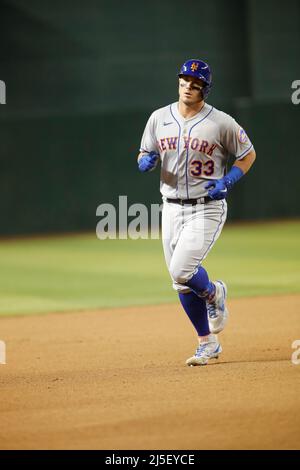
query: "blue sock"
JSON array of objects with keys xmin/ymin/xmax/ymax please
[
  {"xmin": 185, "ymin": 266, "xmax": 215, "ymax": 300},
  {"xmin": 179, "ymin": 291, "xmax": 210, "ymax": 337}
]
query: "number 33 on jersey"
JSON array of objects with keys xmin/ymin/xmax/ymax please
[{"xmin": 140, "ymin": 102, "xmax": 253, "ymax": 200}]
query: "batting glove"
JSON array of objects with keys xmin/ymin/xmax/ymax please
[
  {"xmin": 138, "ymin": 151, "xmax": 159, "ymax": 172},
  {"xmin": 205, "ymin": 179, "xmax": 228, "ymax": 200},
  {"xmin": 205, "ymin": 166, "xmax": 244, "ymax": 200}
]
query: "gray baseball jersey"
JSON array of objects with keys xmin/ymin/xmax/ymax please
[{"xmin": 140, "ymin": 102, "xmax": 254, "ymax": 199}]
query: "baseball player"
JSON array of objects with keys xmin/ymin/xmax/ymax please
[{"xmin": 137, "ymin": 59, "xmax": 256, "ymax": 366}]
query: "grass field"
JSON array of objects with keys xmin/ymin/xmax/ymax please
[{"xmin": 0, "ymin": 221, "xmax": 299, "ymax": 316}]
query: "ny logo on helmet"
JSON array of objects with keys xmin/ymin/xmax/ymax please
[{"xmin": 191, "ymin": 62, "xmax": 199, "ymax": 72}]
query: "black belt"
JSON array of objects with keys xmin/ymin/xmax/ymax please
[{"xmin": 166, "ymin": 197, "xmax": 211, "ymax": 205}]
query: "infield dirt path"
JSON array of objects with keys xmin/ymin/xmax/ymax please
[{"xmin": 0, "ymin": 295, "xmax": 299, "ymax": 450}]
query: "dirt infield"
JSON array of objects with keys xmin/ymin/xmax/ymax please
[{"xmin": 0, "ymin": 295, "xmax": 299, "ymax": 450}]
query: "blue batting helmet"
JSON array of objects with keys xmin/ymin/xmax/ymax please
[{"xmin": 178, "ymin": 59, "xmax": 212, "ymax": 99}]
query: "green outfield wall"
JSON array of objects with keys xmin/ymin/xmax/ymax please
[{"xmin": 0, "ymin": 0, "xmax": 299, "ymax": 234}]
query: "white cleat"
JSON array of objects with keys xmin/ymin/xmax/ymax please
[
  {"xmin": 207, "ymin": 280, "xmax": 229, "ymax": 334},
  {"xmin": 186, "ymin": 340, "xmax": 222, "ymax": 367}
]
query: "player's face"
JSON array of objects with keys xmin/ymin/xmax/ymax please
[{"xmin": 178, "ymin": 76, "xmax": 204, "ymax": 105}]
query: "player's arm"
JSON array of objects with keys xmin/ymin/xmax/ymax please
[
  {"xmin": 232, "ymin": 149, "xmax": 256, "ymax": 174},
  {"xmin": 137, "ymin": 150, "xmax": 159, "ymax": 173},
  {"xmin": 205, "ymin": 149, "xmax": 256, "ymax": 200},
  {"xmin": 206, "ymin": 117, "xmax": 256, "ymax": 200},
  {"xmin": 138, "ymin": 111, "xmax": 160, "ymax": 172}
]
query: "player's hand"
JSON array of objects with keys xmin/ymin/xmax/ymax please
[
  {"xmin": 138, "ymin": 151, "xmax": 159, "ymax": 172},
  {"xmin": 205, "ymin": 179, "xmax": 228, "ymax": 200}
]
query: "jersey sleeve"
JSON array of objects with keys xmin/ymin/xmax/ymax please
[
  {"xmin": 222, "ymin": 116, "xmax": 254, "ymax": 160},
  {"xmin": 139, "ymin": 112, "xmax": 160, "ymax": 154}
]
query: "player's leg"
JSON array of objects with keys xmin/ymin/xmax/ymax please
[
  {"xmin": 161, "ymin": 200, "xmax": 211, "ymax": 341},
  {"xmin": 168, "ymin": 200, "xmax": 227, "ymax": 289},
  {"xmin": 178, "ymin": 290, "xmax": 221, "ymax": 366},
  {"xmin": 186, "ymin": 273, "xmax": 228, "ymax": 336},
  {"xmin": 167, "ymin": 200, "xmax": 228, "ymax": 365},
  {"xmin": 168, "ymin": 200, "xmax": 228, "ymax": 326},
  {"xmin": 162, "ymin": 200, "xmax": 222, "ymax": 366}
]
